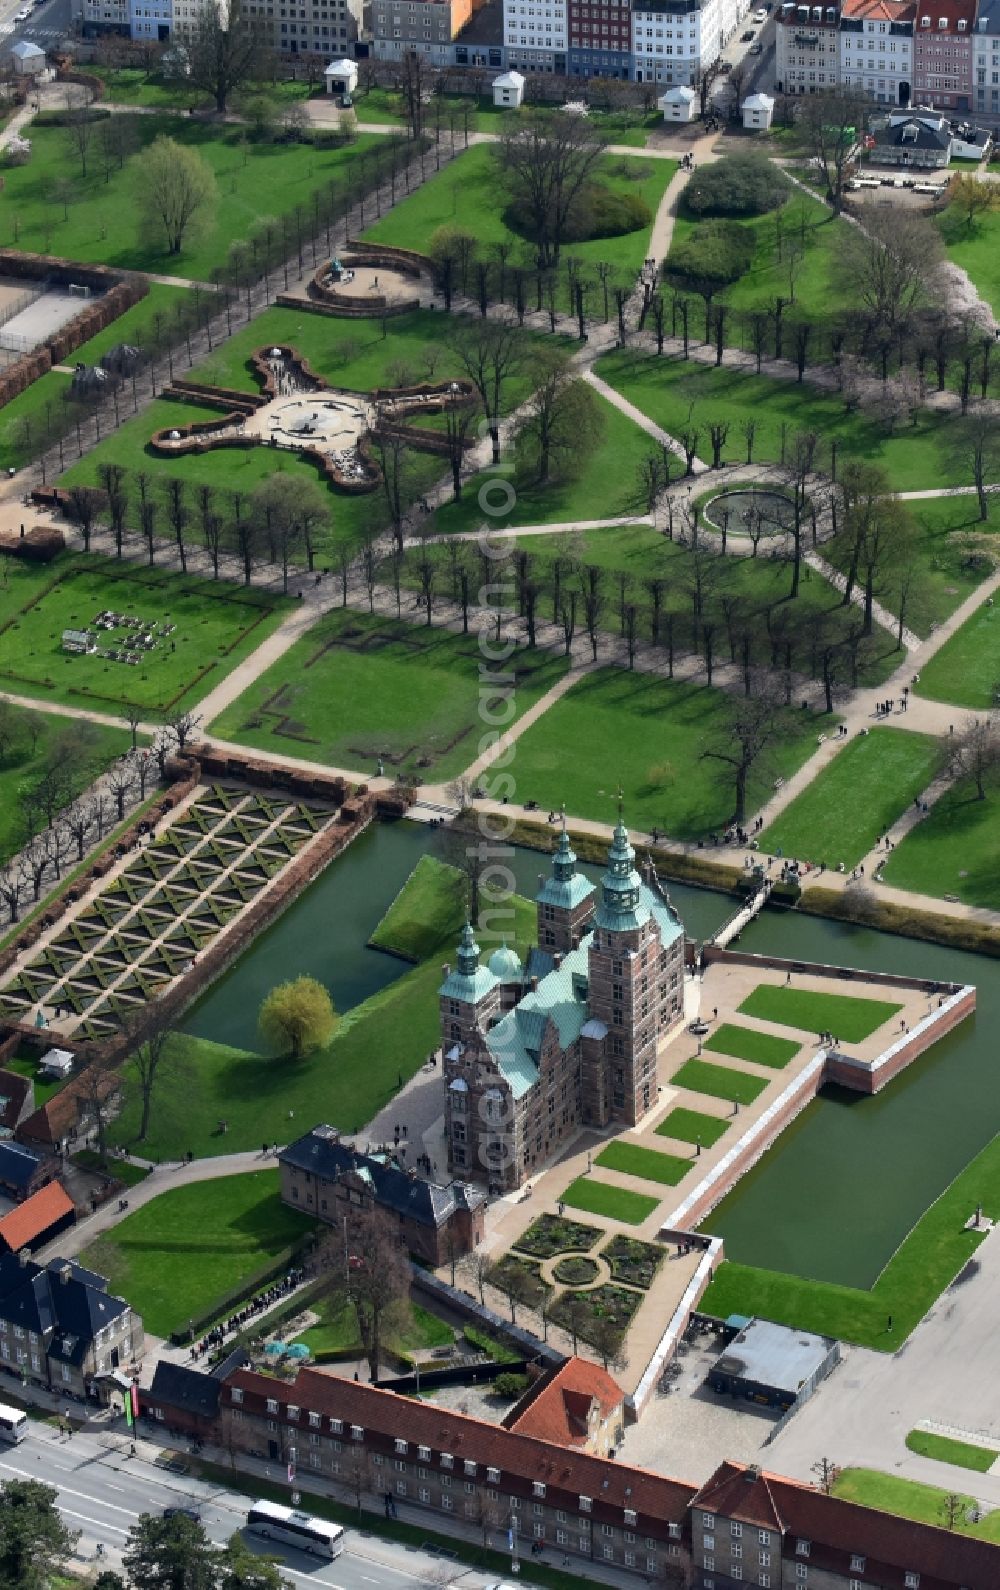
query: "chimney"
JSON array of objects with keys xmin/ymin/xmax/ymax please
[
  {"xmin": 537, "ymin": 874, "xmax": 545, "ymax": 888},
  {"xmin": 531, "ymin": 976, "xmax": 539, "ymax": 992},
  {"xmin": 59, "ymin": 1263, "xmax": 72, "ymax": 1285},
  {"xmin": 553, "ymin": 952, "xmax": 563, "ymax": 970},
  {"xmin": 17, "ymin": 1248, "xmax": 29, "ymax": 1267},
  {"xmin": 442, "ymin": 964, "xmax": 451, "ymax": 978}
]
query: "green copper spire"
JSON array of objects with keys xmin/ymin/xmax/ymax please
[
  {"xmin": 594, "ymin": 809, "xmax": 648, "ymax": 930},
  {"xmin": 552, "ymin": 823, "xmax": 578, "ymax": 883},
  {"xmin": 456, "ymin": 922, "xmax": 481, "ymax": 976}
]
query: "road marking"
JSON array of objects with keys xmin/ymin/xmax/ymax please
[
  {"xmin": 60, "ymin": 1508, "xmax": 130, "ymax": 1538},
  {"xmin": 0, "ymin": 1457, "xmax": 144, "ymax": 1519}
]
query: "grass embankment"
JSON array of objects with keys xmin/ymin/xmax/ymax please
[
  {"xmin": 833, "ymin": 1468, "xmax": 1000, "ymax": 1541},
  {"xmin": 905, "ymin": 1429, "xmax": 998, "ymax": 1473},
  {"xmin": 369, "ymin": 855, "xmax": 468, "ymax": 961}
]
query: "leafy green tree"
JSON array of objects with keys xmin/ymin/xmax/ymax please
[
  {"xmin": 685, "ymin": 154, "xmax": 788, "ymax": 217},
  {"xmin": 134, "ymin": 136, "xmax": 218, "ymax": 257},
  {"xmin": 259, "ymin": 975, "xmax": 336, "ymax": 1059},
  {"xmin": 217, "ymin": 1532, "xmax": 292, "ymax": 1590},
  {"xmin": 663, "ymin": 220, "xmax": 755, "ymax": 341},
  {"xmin": 93, "ymin": 1574, "xmax": 128, "ymax": 1590},
  {"xmin": 0, "ymin": 1479, "xmax": 78, "ymax": 1590},
  {"xmin": 123, "ymin": 1512, "xmax": 216, "ymax": 1590}
]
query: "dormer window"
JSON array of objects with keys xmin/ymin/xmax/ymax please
[
  {"xmin": 418, "ymin": 1445, "xmax": 431, "ymax": 1461},
  {"xmin": 624, "ymin": 1509, "xmax": 637, "ymax": 1526},
  {"xmin": 580, "ymin": 1496, "xmax": 592, "ymax": 1513},
  {"xmin": 231, "ymin": 1388, "xmax": 243, "ymax": 1405},
  {"xmin": 904, "ymin": 1577, "xmax": 919, "ymax": 1590},
  {"xmin": 921, "ymin": 13, "xmax": 930, "ymax": 22},
  {"xmin": 330, "ymin": 1418, "xmax": 343, "ymax": 1434},
  {"xmin": 796, "ymin": 1540, "xmax": 810, "ymax": 1557},
  {"xmin": 464, "ymin": 1460, "xmax": 476, "ymax": 1476},
  {"xmin": 533, "ymin": 1482, "xmax": 546, "ymax": 1499},
  {"xmin": 938, "ymin": 14, "xmax": 946, "ymax": 23},
  {"xmin": 351, "ymin": 1425, "xmax": 364, "ymax": 1441},
  {"xmin": 395, "ymin": 1439, "xmax": 408, "ymax": 1455},
  {"xmin": 851, "ymin": 1558, "xmax": 866, "ymax": 1573},
  {"xmin": 308, "ymin": 1412, "xmax": 321, "ymax": 1428},
  {"xmin": 487, "ymin": 1467, "xmax": 501, "ymax": 1484},
  {"xmin": 266, "ymin": 1399, "xmax": 278, "ymax": 1415},
  {"xmin": 287, "ymin": 1406, "xmax": 299, "ymax": 1422},
  {"xmin": 958, "ymin": 16, "xmax": 966, "ymax": 25},
  {"xmin": 441, "ymin": 1453, "xmax": 454, "ymax": 1469}
]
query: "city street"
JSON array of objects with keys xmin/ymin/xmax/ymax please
[{"xmin": 0, "ymin": 1420, "xmax": 519, "ymax": 1590}]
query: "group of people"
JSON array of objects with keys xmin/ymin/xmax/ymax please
[{"xmin": 189, "ymin": 1266, "xmax": 306, "ymax": 1360}]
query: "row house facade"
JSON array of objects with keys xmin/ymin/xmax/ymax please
[
  {"xmin": 222, "ymin": 1366, "xmax": 695, "ymax": 1580},
  {"xmin": 912, "ymin": 0, "xmax": 975, "ymax": 106},
  {"xmin": 973, "ymin": 0, "xmax": 1000, "ymax": 111},
  {"xmin": 0, "ymin": 1253, "xmax": 142, "ymax": 1403},
  {"xmin": 501, "ymin": 0, "xmax": 746, "ymax": 78},
  {"xmin": 840, "ymin": 0, "xmax": 915, "ymax": 106},
  {"xmin": 779, "ymin": 0, "xmax": 989, "ymax": 105},
  {"xmin": 372, "ymin": 0, "xmax": 474, "ymax": 60},
  {"xmin": 775, "ymin": 3, "xmax": 842, "ymax": 93}
]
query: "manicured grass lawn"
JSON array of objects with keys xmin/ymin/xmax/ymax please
[
  {"xmin": 110, "ymin": 889, "xmax": 537, "ymax": 1159},
  {"xmin": 883, "ymin": 773, "xmax": 1000, "ymax": 911},
  {"xmin": 561, "ymin": 1176, "xmax": 660, "ymax": 1224},
  {"xmin": 905, "ymin": 1429, "xmax": 997, "ymax": 1473},
  {"xmin": 431, "ymin": 395, "xmax": 655, "ymax": 534},
  {"xmin": 78, "ymin": 65, "xmax": 206, "ymax": 108},
  {"xmin": 595, "ymin": 1140, "xmax": 691, "ymax": 1186},
  {"xmin": 0, "ymin": 118, "xmax": 382, "ymax": 281},
  {"xmin": 833, "ymin": 1469, "xmax": 1000, "ymax": 1542},
  {"xmin": 705, "ymin": 1022, "xmax": 800, "ymax": 1070},
  {"xmin": 510, "ymin": 668, "xmax": 825, "ymax": 840},
  {"xmin": 208, "ymin": 609, "xmax": 567, "ymax": 783},
  {"xmin": 369, "ymin": 855, "xmax": 467, "ymax": 961},
  {"xmin": 739, "ymin": 983, "xmax": 902, "ymax": 1041},
  {"xmin": 3, "ymin": 1054, "xmax": 65, "ymax": 1110},
  {"xmin": 292, "ymin": 1295, "xmax": 452, "ymax": 1358},
  {"xmin": 670, "ymin": 1058, "xmax": 769, "ymax": 1105},
  {"xmin": 0, "ymin": 553, "xmax": 287, "ymax": 719},
  {"xmin": 362, "ymin": 144, "xmax": 676, "ymax": 301},
  {"xmin": 656, "ymin": 1106, "xmax": 731, "ymax": 1148},
  {"xmin": 914, "ymin": 601, "xmax": 1000, "ymax": 709},
  {"xmin": 938, "ymin": 201, "xmax": 1000, "ymax": 319},
  {"xmin": 762, "ymin": 730, "xmax": 943, "ymax": 869},
  {"xmin": 79, "ymin": 1171, "xmax": 314, "ymax": 1336},
  {"xmin": 668, "ymin": 199, "xmax": 854, "ymax": 329},
  {"xmin": 701, "ymin": 1120, "xmax": 1000, "ymax": 1351},
  {"xmin": 595, "ymin": 351, "xmax": 972, "ymax": 493},
  {"xmin": 0, "ymin": 701, "xmax": 131, "ymax": 865},
  {"xmin": 0, "ymin": 370, "xmax": 74, "ymax": 471}
]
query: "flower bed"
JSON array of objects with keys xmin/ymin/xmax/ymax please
[
  {"xmin": 602, "ymin": 1234, "xmax": 666, "ymax": 1290},
  {"xmin": 513, "ymin": 1213, "xmax": 601, "ymax": 1260},
  {"xmin": 552, "ymin": 1255, "xmax": 600, "ymax": 1287}
]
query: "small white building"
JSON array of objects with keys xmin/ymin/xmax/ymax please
[
  {"xmin": 742, "ymin": 91, "xmax": 775, "ymax": 130},
  {"xmin": 659, "ymin": 84, "xmax": 697, "ymax": 121},
  {"xmin": 38, "ymin": 1048, "xmax": 74, "ymax": 1079},
  {"xmin": 9, "ymin": 39, "xmax": 45, "ymax": 76},
  {"xmin": 493, "ymin": 69, "xmax": 525, "ymax": 107},
  {"xmin": 324, "ymin": 57, "xmax": 358, "ymax": 97}
]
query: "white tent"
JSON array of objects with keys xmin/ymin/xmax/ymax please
[
  {"xmin": 493, "ymin": 70, "xmax": 525, "ymax": 109},
  {"xmin": 659, "ymin": 85, "xmax": 696, "ymax": 123},
  {"xmin": 324, "ymin": 58, "xmax": 358, "ymax": 97}
]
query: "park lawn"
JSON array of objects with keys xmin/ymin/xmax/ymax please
[
  {"xmin": 833, "ymin": 1470, "xmax": 1000, "ymax": 1542},
  {"xmin": 0, "ymin": 370, "xmax": 74, "ymax": 471},
  {"xmin": 668, "ymin": 200, "xmax": 854, "ymax": 329},
  {"xmin": 0, "ymin": 702, "xmax": 131, "ymax": 866},
  {"xmin": 594, "ymin": 351, "xmax": 972, "ymax": 493},
  {"xmin": 362, "ymin": 143, "xmax": 676, "ymax": 300},
  {"xmin": 937, "ymin": 201, "xmax": 1000, "ymax": 319},
  {"xmin": 430, "ymin": 395, "xmax": 656, "ymax": 534},
  {"xmin": 561, "ymin": 1175, "xmax": 660, "ymax": 1224},
  {"xmin": 509, "ymin": 668, "xmax": 825, "ymax": 840},
  {"xmin": 369, "ymin": 855, "xmax": 468, "ymax": 961},
  {"xmin": 913, "ymin": 601, "xmax": 1000, "ymax": 709},
  {"xmin": 905, "ymin": 1429, "xmax": 997, "ymax": 1473},
  {"xmin": 79, "ymin": 1171, "xmax": 315, "ymax": 1336},
  {"xmin": 78, "ymin": 66, "xmax": 206, "ymax": 108},
  {"xmin": 738, "ymin": 984, "xmax": 902, "ymax": 1041},
  {"xmin": 705, "ymin": 1022, "xmax": 800, "ymax": 1069},
  {"xmin": 761, "ymin": 729, "xmax": 943, "ymax": 869},
  {"xmin": 58, "ymin": 396, "xmax": 444, "ymax": 557},
  {"xmin": 208, "ymin": 609, "xmax": 568, "ymax": 783},
  {"xmin": 111, "ymin": 888, "xmax": 538, "ymax": 1159},
  {"xmin": 824, "ymin": 492, "xmax": 1000, "ymax": 640},
  {"xmin": 292, "ymin": 1295, "xmax": 452, "ymax": 1357},
  {"xmin": 701, "ymin": 1118, "xmax": 1000, "ymax": 1351},
  {"xmin": 670, "ymin": 1058, "xmax": 769, "ymax": 1105},
  {"xmin": 883, "ymin": 772, "xmax": 1000, "ymax": 911},
  {"xmin": 68, "ymin": 283, "xmax": 193, "ymax": 368},
  {"xmin": 0, "ymin": 552, "xmax": 288, "ymax": 719},
  {"xmin": 0, "ymin": 118, "xmax": 382, "ymax": 282},
  {"xmin": 656, "ymin": 1106, "xmax": 731, "ymax": 1149},
  {"xmin": 594, "ymin": 1140, "xmax": 691, "ymax": 1186},
  {"xmin": 3, "ymin": 1053, "xmax": 65, "ymax": 1110}
]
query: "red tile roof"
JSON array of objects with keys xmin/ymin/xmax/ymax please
[
  {"xmin": 913, "ymin": 0, "xmax": 976, "ymax": 28},
  {"xmin": 0, "ymin": 1180, "xmax": 74, "ymax": 1253},
  {"xmin": 18, "ymin": 1066, "xmax": 117, "ymax": 1147},
  {"xmin": 507, "ymin": 1358, "xmax": 624, "ymax": 1448},
  {"xmin": 841, "ymin": 0, "xmax": 915, "ymax": 16},
  {"xmin": 695, "ymin": 1463, "xmax": 1000, "ymax": 1589},
  {"xmin": 225, "ymin": 1367, "xmax": 695, "ymax": 1532}
]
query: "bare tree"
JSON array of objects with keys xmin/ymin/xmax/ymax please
[
  {"xmin": 124, "ymin": 1004, "xmax": 178, "ymax": 1143},
  {"xmin": 179, "ymin": 0, "xmax": 268, "ymax": 112},
  {"xmin": 495, "ymin": 110, "xmax": 607, "ymax": 269},
  {"xmin": 795, "ymin": 87, "xmax": 871, "ymax": 210},
  {"xmin": 839, "ymin": 208, "xmax": 943, "ymax": 335},
  {"xmin": 810, "ymin": 1456, "xmax": 842, "ymax": 1496},
  {"xmin": 515, "ymin": 351, "xmax": 603, "ymax": 484},
  {"xmin": 949, "ymin": 410, "xmax": 1000, "ymax": 521},
  {"xmin": 701, "ymin": 681, "xmax": 786, "ymax": 825},
  {"xmin": 947, "ymin": 715, "xmax": 1000, "ymax": 800},
  {"xmin": 446, "ymin": 317, "xmax": 525, "ymax": 466},
  {"xmin": 320, "ymin": 1204, "xmax": 411, "ymax": 1381}
]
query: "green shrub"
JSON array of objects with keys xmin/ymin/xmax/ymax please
[
  {"xmin": 493, "ymin": 1371, "xmax": 529, "ymax": 1398},
  {"xmin": 686, "ymin": 154, "xmax": 789, "ymax": 217},
  {"xmin": 505, "ymin": 181, "xmax": 652, "ymax": 245},
  {"xmin": 664, "ymin": 219, "xmax": 755, "ymax": 294}
]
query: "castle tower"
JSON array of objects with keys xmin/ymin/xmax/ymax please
[
  {"xmin": 535, "ymin": 818, "xmax": 596, "ymax": 954},
  {"xmin": 586, "ymin": 810, "xmax": 663, "ymax": 1126},
  {"xmin": 439, "ymin": 923, "xmax": 501, "ymax": 1049}
]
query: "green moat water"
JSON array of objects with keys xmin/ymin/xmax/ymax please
[{"xmin": 703, "ymin": 913, "xmax": 994, "ymax": 1291}]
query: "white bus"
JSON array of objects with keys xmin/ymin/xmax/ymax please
[
  {"xmin": 0, "ymin": 1402, "xmax": 28, "ymax": 1444},
  {"xmin": 245, "ymin": 1500, "xmax": 345, "ymax": 1559}
]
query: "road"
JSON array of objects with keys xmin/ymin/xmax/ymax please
[
  {"xmin": 0, "ymin": 0, "xmax": 72, "ymax": 52},
  {"xmin": 0, "ymin": 1421, "xmax": 518, "ymax": 1590}
]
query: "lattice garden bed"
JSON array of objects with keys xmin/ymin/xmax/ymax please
[
  {"xmin": 601, "ymin": 1235, "xmax": 666, "ymax": 1290},
  {"xmin": 513, "ymin": 1214, "xmax": 602, "ymax": 1260}
]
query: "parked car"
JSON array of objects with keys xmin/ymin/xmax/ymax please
[
  {"xmin": 720, "ymin": 58, "xmax": 734, "ymax": 69},
  {"xmin": 750, "ymin": 41, "xmax": 763, "ymax": 51},
  {"xmin": 164, "ymin": 1507, "xmax": 202, "ymax": 1524},
  {"xmin": 13, "ymin": 9, "xmax": 30, "ymax": 20},
  {"xmin": 741, "ymin": 28, "xmax": 755, "ymax": 39},
  {"xmin": 752, "ymin": 7, "xmax": 768, "ymax": 20}
]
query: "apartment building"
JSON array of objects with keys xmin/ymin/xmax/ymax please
[
  {"xmin": 503, "ymin": 0, "xmax": 568, "ymax": 71},
  {"xmin": 221, "ymin": 1365, "xmax": 696, "ymax": 1578},
  {"xmin": 690, "ymin": 1459, "xmax": 1000, "ymax": 1589},
  {"xmin": 632, "ymin": 0, "xmax": 741, "ymax": 86},
  {"xmin": 839, "ymin": 0, "xmax": 915, "ymax": 105},
  {"xmin": 567, "ymin": 0, "xmax": 631, "ymax": 77},
  {"xmin": 373, "ymin": 0, "xmax": 474, "ymax": 58},
  {"xmin": 775, "ymin": 0, "xmax": 842, "ymax": 92},
  {"xmin": 912, "ymin": 0, "xmax": 974, "ymax": 106},
  {"xmin": 973, "ymin": 0, "xmax": 1000, "ymax": 116}
]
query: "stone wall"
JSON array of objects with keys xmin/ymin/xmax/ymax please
[{"xmin": 825, "ymin": 984, "xmax": 977, "ymax": 1094}]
